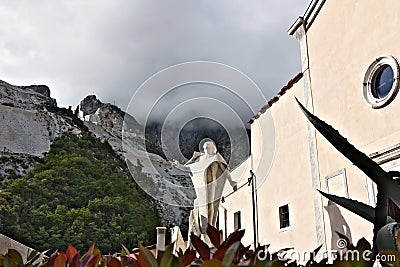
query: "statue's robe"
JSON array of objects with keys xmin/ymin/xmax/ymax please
[{"xmin": 185, "ymin": 152, "xmax": 236, "ymax": 237}]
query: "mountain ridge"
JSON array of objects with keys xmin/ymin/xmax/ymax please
[
  {"xmin": 0, "ymin": 79, "xmax": 251, "ymax": 239},
  {"xmin": 0, "ymin": 80, "xmax": 193, "ymax": 236}
]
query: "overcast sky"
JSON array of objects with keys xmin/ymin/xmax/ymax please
[{"xmin": 0, "ymin": 1, "xmax": 308, "ymax": 123}]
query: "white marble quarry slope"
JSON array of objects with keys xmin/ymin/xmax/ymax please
[
  {"xmin": 0, "ymin": 81, "xmax": 80, "ymax": 156},
  {"xmin": 0, "ymin": 80, "xmax": 192, "ymax": 228},
  {"xmin": 78, "ymin": 94, "xmax": 195, "ymax": 227},
  {"xmin": 0, "ymin": 81, "xmax": 82, "ymax": 182}
]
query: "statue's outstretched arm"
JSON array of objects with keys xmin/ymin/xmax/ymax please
[
  {"xmin": 219, "ymin": 163, "xmax": 237, "ymax": 191},
  {"xmin": 169, "ymin": 159, "xmax": 191, "ymax": 172}
]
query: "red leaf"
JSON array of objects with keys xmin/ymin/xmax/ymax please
[
  {"xmin": 107, "ymin": 257, "xmax": 122, "ymax": 267},
  {"xmin": 69, "ymin": 253, "xmax": 80, "ymax": 267},
  {"xmin": 212, "ymin": 247, "xmax": 227, "ymax": 261},
  {"xmin": 47, "ymin": 251, "xmax": 58, "ymax": 267},
  {"xmin": 190, "ymin": 234, "xmax": 210, "ymax": 261},
  {"xmin": 86, "ymin": 254, "xmax": 100, "ymax": 267},
  {"xmin": 66, "ymin": 244, "xmax": 79, "ymax": 263},
  {"xmin": 137, "ymin": 244, "xmax": 158, "ymax": 267},
  {"xmin": 222, "ymin": 230, "xmax": 245, "ymax": 248},
  {"xmin": 200, "ymin": 259, "xmax": 223, "ymax": 267},
  {"xmin": 101, "ymin": 255, "xmax": 113, "ymax": 267},
  {"xmin": 206, "ymin": 224, "xmax": 221, "ymax": 248},
  {"xmin": 178, "ymin": 250, "xmax": 196, "ymax": 266},
  {"xmin": 121, "ymin": 256, "xmax": 138, "ymax": 267},
  {"xmin": 83, "ymin": 248, "xmax": 101, "ymax": 267},
  {"xmin": 87, "ymin": 242, "xmax": 96, "ymax": 255},
  {"xmin": 53, "ymin": 253, "xmax": 67, "ymax": 267}
]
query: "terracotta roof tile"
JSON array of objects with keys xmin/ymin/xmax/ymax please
[{"xmin": 248, "ymin": 72, "xmax": 303, "ymax": 124}]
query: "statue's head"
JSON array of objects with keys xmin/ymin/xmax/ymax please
[{"xmin": 203, "ymin": 141, "xmax": 217, "ymax": 155}]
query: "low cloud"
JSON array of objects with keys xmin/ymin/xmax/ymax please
[{"xmin": 0, "ymin": 0, "xmax": 306, "ymax": 123}]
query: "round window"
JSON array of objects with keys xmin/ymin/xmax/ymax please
[{"xmin": 363, "ymin": 56, "xmax": 399, "ymax": 108}]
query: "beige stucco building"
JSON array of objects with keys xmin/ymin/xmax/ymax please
[{"xmin": 218, "ymin": 0, "xmax": 400, "ymax": 258}]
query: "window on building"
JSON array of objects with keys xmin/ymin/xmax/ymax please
[
  {"xmin": 234, "ymin": 211, "xmax": 241, "ymax": 230},
  {"xmin": 326, "ymin": 169, "xmax": 348, "ymax": 198},
  {"xmin": 279, "ymin": 204, "xmax": 290, "ymax": 229},
  {"xmin": 372, "ymin": 65, "xmax": 394, "ymax": 98},
  {"xmin": 363, "ymin": 55, "xmax": 400, "ymax": 109}
]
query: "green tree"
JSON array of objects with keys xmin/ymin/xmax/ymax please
[{"xmin": 0, "ymin": 133, "xmax": 158, "ymax": 253}]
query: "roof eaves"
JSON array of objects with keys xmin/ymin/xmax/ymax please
[{"xmin": 248, "ymin": 72, "xmax": 303, "ymax": 124}]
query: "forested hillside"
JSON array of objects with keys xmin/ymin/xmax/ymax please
[{"xmin": 0, "ymin": 132, "xmax": 158, "ymax": 253}]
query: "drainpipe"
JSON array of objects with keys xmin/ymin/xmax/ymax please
[{"xmin": 249, "ymin": 170, "xmax": 259, "ymax": 250}]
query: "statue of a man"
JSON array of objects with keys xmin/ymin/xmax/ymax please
[{"xmin": 170, "ymin": 140, "xmax": 237, "ymax": 245}]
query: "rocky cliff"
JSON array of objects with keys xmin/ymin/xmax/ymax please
[
  {"xmin": 77, "ymin": 95, "xmax": 194, "ymax": 232},
  {"xmin": 0, "ymin": 81, "xmax": 82, "ymax": 185},
  {"xmin": 0, "ymin": 81, "xmax": 56, "ymax": 107}
]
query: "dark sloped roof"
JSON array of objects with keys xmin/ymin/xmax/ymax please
[{"xmin": 248, "ymin": 72, "xmax": 303, "ymax": 124}]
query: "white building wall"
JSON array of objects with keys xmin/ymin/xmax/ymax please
[
  {"xmin": 221, "ymin": 0, "xmax": 400, "ymax": 257},
  {"xmin": 218, "ymin": 157, "xmax": 253, "ymax": 245},
  {"xmin": 221, "ymin": 81, "xmax": 320, "ymax": 253}
]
